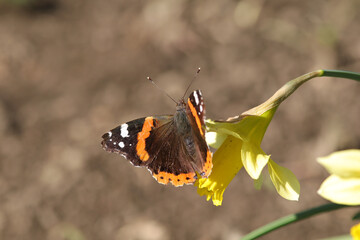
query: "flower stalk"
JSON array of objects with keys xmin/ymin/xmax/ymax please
[{"xmin": 241, "ymin": 203, "xmax": 350, "ymax": 240}]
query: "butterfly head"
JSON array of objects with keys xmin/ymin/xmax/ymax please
[{"xmin": 176, "ymin": 98, "xmax": 186, "ymax": 111}]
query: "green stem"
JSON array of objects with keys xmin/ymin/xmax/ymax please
[
  {"xmin": 242, "ymin": 203, "xmax": 350, "ymax": 240},
  {"xmin": 321, "ymin": 69, "xmax": 360, "ymax": 81}
]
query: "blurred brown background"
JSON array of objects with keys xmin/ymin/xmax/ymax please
[{"xmin": 0, "ymin": 0, "xmax": 360, "ymax": 239}]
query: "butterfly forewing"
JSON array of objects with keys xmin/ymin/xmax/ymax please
[
  {"xmin": 101, "ymin": 116, "xmax": 172, "ymax": 166},
  {"xmin": 186, "ymin": 90, "xmax": 213, "ymax": 177}
]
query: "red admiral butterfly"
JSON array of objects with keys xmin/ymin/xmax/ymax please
[{"xmin": 101, "ymin": 86, "xmax": 213, "ymax": 187}]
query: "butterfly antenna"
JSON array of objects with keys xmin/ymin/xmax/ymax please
[
  {"xmin": 147, "ymin": 77, "xmax": 177, "ymax": 104},
  {"xmin": 182, "ymin": 67, "xmax": 201, "ymax": 99}
]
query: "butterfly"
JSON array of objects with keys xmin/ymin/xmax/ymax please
[{"xmin": 101, "ymin": 76, "xmax": 213, "ymax": 187}]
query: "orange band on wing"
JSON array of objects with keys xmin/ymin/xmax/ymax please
[
  {"xmin": 202, "ymin": 150, "xmax": 213, "ymax": 177},
  {"xmin": 136, "ymin": 117, "xmax": 154, "ymax": 161},
  {"xmin": 187, "ymin": 99, "xmax": 204, "ymax": 136},
  {"xmin": 153, "ymin": 171, "xmax": 197, "ymax": 187}
]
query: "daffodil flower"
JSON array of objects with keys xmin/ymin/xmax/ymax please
[
  {"xmin": 317, "ymin": 149, "xmax": 360, "ymax": 206},
  {"xmin": 196, "ymin": 108, "xmax": 300, "ymax": 206},
  {"xmin": 196, "ymin": 71, "xmax": 328, "ymax": 206},
  {"xmin": 351, "ymin": 222, "xmax": 360, "ymax": 240}
]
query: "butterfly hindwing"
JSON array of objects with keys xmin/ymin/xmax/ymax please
[{"xmin": 144, "ymin": 120, "xmax": 198, "ymax": 186}]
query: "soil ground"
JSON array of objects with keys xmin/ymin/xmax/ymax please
[{"xmin": 0, "ymin": 0, "xmax": 360, "ymax": 239}]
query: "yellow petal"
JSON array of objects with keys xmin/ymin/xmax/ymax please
[
  {"xmin": 351, "ymin": 223, "xmax": 360, "ymax": 240},
  {"xmin": 205, "ymin": 131, "xmax": 227, "ymax": 149},
  {"xmin": 268, "ymin": 159, "xmax": 300, "ymax": 201},
  {"xmin": 318, "ymin": 174, "xmax": 360, "ymax": 205},
  {"xmin": 196, "ymin": 135, "xmax": 243, "ymax": 206},
  {"xmin": 207, "ymin": 109, "xmax": 277, "ymax": 180},
  {"xmin": 200, "ymin": 108, "xmax": 292, "ymax": 204},
  {"xmin": 317, "ymin": 149, "xmax": 360, "ymax": 178},
  {"xmin": 241, "ymin": 142, "xmax": 269, "ymax": 179},
  {"xmin": 206, "ymin": 108, "xmax": 277, "ymax": 145}
]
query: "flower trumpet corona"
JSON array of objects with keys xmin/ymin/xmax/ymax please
[{"xmin": 317, "ymin": 149, "xmax": 360, "ymax": 206}]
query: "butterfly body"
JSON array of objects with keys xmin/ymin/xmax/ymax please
[{"xmin": 101, "ymin": 90, "xmax": 212, "ymax": 187}]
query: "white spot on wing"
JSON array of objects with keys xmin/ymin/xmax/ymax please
[
  {"xmin": 193, "ymin": 91, "xmax": 199, "ymax": 105},
  {"xmin": 199, "ymin": 104, "xmax": 203, "ymax": 112},
  {"xmin": 119, "ymin": 142, "xmax": 125, "ymax": 148},
  {"xmin": 108, "ymin": 131, "xmax": 112, "ymax": 137},
  {"xmin": 120, "ymin": 123, "xmax": 129, "ymax": 138}
]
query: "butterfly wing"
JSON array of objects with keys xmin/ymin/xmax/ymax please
[
  {"xmin": 102, "ymin": 115, "xmax": 197, "ymax": 187},
  {"xmin": 101, "ymin": 116, "xmax": 172, "ymax": 167},
  {"xmin": 144, "ymin": 120, "xmax": 198, "ymax": 187},
  {"xmin": 186, "ymin": 90, "xmax": 213, "ymax": 177}
]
